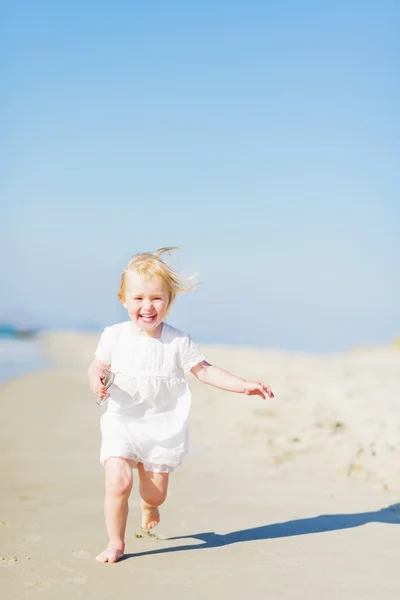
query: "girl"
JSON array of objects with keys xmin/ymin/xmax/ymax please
[{"xmin": 88, "ymin": 247, "xmax": 274, "ymax": 563}]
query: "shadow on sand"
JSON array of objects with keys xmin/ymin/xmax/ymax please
[{"xmin": 123, "ymin": 503, "xmax": 400, "ymax": 561}]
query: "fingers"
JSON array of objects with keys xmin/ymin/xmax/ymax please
[
  {"xmin": 89, "ymin": 377, "xmax": 107, "ymax": 398},
  {"xmin": 90, "ymin": 383, "xmax": 105, "ymax": 395},
  {"xmin": 245, "ymin": 384, "xmax": 266, "ymax": 399},
  {"xmin": 251, "ymin": 382, "xmax": 274, "ymax": 399},
  {"xmin": 260, "ymin": 382, "xmax": 274, "ymax": 398},
  {"xmin": 266, "ymin": 386, "xmax": 274, "ymax": 398}
]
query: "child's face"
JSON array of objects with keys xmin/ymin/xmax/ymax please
[{"xmin": 122, "ymin": 270, "xmax": 170, "ymax": 335}]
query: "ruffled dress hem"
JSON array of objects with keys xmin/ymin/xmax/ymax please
[{"xmin": 100, "ymin": 450, "xmax": 177, "ymax": 473}]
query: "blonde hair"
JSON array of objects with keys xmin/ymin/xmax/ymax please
[{"xmin": 118, "ymin": 247, "xmax": 197, "ymax": 307}]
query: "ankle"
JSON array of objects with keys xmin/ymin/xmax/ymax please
[
  {"xmin": 108, "ymin": 540, "xmax": 125, "ymax": 552},
  {"xmin": 141, "ymin": 499, "xmax": 160, "ymax": 509}
]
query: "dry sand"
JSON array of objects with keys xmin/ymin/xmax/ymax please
[{"xmin": 1, "ymin": 332, "xmax": 400, "ymax": 599}]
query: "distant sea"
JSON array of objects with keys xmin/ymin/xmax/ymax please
[{"xmin": 0, "ymin": 335, "xmax": 49, "ymax": 384}]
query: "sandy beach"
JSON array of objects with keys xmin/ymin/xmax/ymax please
[{"xmin": 1, "ymin": 332, "xmax": 400, "ymax": 599}]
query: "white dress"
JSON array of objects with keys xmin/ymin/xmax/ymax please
[{"xmin": 95, "ymin": 321, "xmax": 206, "ymax": 472}]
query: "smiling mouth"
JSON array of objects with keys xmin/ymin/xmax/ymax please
[{"xmin": 139, "ymin": 314, "xmax": 157, "ymax": 323}]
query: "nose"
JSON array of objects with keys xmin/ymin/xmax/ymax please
[{"xmin": 142, "ymin": 299, "xmax": 153, "ymax": 311}]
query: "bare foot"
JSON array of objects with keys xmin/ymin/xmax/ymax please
[
  {"xmin": 141, "ymin": 501, "xmax": 160, "ymax": 531},
  {"xmin": 95, "ymin": 543, "xmax": 124, "ymax": 563}
]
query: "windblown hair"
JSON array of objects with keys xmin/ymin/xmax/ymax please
[{"xmin": 118, "ymin": 247, "xmax": 197, "ymax": 307}]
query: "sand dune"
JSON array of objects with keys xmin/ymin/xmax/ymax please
[{"xmin": 1, "ymin": 332, "xmax": 400, "ymax": 599}]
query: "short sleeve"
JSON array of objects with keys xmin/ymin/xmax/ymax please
[
  {"xmin": 180, "ymin": 334, "xmax": 206, "ymax": 372},
  {"xmin": 95, "ymin": 327, "xmax": 113, "ymax": 364}
]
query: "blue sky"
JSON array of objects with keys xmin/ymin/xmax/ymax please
[{"xmin": 1, "ymin": 0, "xmax": 399, "ymax": 352}]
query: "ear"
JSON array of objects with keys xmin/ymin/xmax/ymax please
[{"xmin": 122, "ymin": 297, "xmax": 128, "ymax": 309}]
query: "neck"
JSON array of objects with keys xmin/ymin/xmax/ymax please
[{"xmin": 130, "ymin": 321, "xmax": 163, "ymax": 339}]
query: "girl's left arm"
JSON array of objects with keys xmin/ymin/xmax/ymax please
[{"xmin": 190, "ymin": 361, "xmax": 274, "ymax": 400}]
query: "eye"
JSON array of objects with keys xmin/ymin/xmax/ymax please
[
  {"xmin": 153, "ymin": 297, "xmax": 162, "ymax": 301},
  {"xmin": 133, "ymin": 296, "xmax": 143, "ymax": 301}
]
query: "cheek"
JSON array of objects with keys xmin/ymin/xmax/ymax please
[
  {"xmin": 156, "ymin": 302, "xmax": 169, "ymax": 315},
  {"xmin": 126, "ymin": 301, "xmax": 139, "ymax": 315}
]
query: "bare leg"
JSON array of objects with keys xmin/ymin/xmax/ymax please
[
  {"xmin": 138, "ymin": 463, "xmax": 169, "ymax": 531},
  {"xmin": 96, "ymin": 457, "xmax": 134, "ymax": 563}
]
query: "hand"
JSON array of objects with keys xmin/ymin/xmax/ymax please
[
  {"xmin": 243, "ymin": 381, "xmax": 274, "ymax": 400},
  {"xmin": 89, "ymin": 366, "xmax": 109, "ymax": 399}
]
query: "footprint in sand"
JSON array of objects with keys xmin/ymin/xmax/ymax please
[
  {"xmin": 133, "ymin": 530, "xmax": 165, "ymax": 541},
  {"xmin": 0, "ymin": 521, "xmax": 11, "ymax": 527},
  {"xmin": 0, "ymin": 556, "xmax": 19, "ymax": 566},
  {"xmin": 72, "ymin": 549, "xmax": 91, "ymax": 559}
]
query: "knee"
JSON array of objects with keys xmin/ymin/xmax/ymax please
[
  {"xmin": 106, "ymin": 474, "xmax": 132, "ymax": 498},
  {"xmin": 141, "ymin": 489, "xmax": 167, "ymax": 507}
]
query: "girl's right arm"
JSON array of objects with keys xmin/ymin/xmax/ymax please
[{"xmin": 88, "ymin": 359, "xmax": 111, "ymax": 398}]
